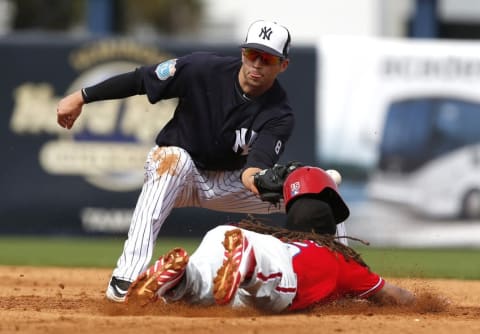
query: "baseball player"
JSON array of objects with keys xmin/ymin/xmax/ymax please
[
  {"xmin": 125, "ymin": 168, "xmax": 414, "ymax": 312},
  {"xmin": 125, "ymin": 222, "xmax": 414, "ymax": 312},
  {"xmin": 57, "ymin": 19, "xmax": 348, "ymax": 303}
]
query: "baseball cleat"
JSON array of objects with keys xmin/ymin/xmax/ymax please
[
  {"xmin": 213, "ymin": 228, "xmax": 255, "ymax": 305},
  {"xmin": 125, "ymin": 248, "xmax": 189, "ymax": 306},
  {"xmin": 106, "ymin": 277, "xmax": 132, "ymax": 303}
]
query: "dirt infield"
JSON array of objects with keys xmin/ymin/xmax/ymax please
[{"xmin": 1, "ymin": 266, "xmax": 479, "ymax": 334}]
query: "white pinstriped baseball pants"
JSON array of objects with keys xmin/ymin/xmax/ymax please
[{"xmin": 111, "ymin": 146, "xmax": 347, "ymax": 282}]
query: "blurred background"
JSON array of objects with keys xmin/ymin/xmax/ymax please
[{"xmin": 1, "ymin": 0, "xmax": 480, "ymax": 249}]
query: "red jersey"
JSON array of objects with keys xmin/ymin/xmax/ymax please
[{"xmin": 287, "ymin": 240, "xmax": 384, "ymax": 311}]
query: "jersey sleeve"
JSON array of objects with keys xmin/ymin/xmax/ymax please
[
  {"xmin": 338, "ymin": 262, "xmax": 385, "ymax": 299},
  {"xmin": 138, "ymin": 54, "xmax": 194, "ymax": 103},
  {"xmin": 245, "ymin": 112, "xmax": 294, "ymax": 169}
]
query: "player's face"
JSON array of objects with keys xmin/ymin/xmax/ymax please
[{"xmin": 239, "ymin": 48, "xmax": 289, "ymax": 96}]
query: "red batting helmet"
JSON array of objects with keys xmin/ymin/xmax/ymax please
[{"xmin": 283, "ymin": 166, "xmax": 350, "ymax": 223}]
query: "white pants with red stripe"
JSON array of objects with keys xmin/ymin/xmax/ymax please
[
  {"xmin": 167, "ymin": 225, "xmax": 297, "ymax": 312},
  {"xmin": 111, "ymin": 146, "xmax": 348, "ymax": 284}
]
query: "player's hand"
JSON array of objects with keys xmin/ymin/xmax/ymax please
[
  {"xmin": 241, "ymin": 167, "xmax": 261, "ymax": 195},
  {"xmin": 252, "ymin": 161, "xmax": 303, "ymax": 205},
  {"xmin": 57, "ymin": 90, "xmax": 84, "ymax": 129}
]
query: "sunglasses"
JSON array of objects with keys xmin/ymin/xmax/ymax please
[{"xmin": 242, "ymin": 48, "xmax": 283, "ymax": 65}]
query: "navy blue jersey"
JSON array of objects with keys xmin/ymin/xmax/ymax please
[
  {"xmin": 83, "ymin": 52, "xmax": 294, "ymax": 171},
  {"xmin": 138, "ymin": 52, "xmax": 294, "ymax": 171}
]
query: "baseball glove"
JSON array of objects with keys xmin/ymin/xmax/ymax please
[{"xmin": 253, "ymin": 161, "xmax": 303, "ymax": 204}]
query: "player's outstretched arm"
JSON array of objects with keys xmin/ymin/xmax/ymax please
[
  {"xmin": 57, "ymin": 90, "xmax": 84, "ymax": 130},
  {"xmin": 369, "ymin": 281, "xmax": 415, "ymax": 306}
]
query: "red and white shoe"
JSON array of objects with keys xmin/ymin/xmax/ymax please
[
  {"xmin": 126, "ymin": 248, "xmax": 189, "ymax": 306},
  {"xmin": 213, "ymin": 228, "xmax": 256, "ymax": 305}
]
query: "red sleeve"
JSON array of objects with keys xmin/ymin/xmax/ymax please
[{"xmin": 335, "ymin": 252, "xmax": 385, "ymax": 299}]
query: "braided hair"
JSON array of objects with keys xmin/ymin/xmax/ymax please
[{"xmin": 235, "ymin": 216, "xmax": 369, "ymax": 268}]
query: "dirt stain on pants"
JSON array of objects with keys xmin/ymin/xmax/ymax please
[{"xmin": 152, "ymin": 147, "xmax": 180, "ymax": 177}]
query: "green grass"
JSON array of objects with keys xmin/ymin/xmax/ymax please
[
  {"xmin": 354, "ymin": 246, "xmax": 480, "ymax": 280},
  {"xmin": 0, "ymin": 237, "xmax": 479, "ymax": 280},
  {"xmin": 0, "ymin": 236, "xmax": 200, "ymax": 268}
]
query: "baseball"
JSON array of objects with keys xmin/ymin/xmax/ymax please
[{"xmin": 326, "ymin": 169, "xmax": 342, "ymax": 185}]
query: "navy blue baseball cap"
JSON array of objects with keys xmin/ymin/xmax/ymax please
[{"xmin": 240, "ymin": 20, "xmax": 291, "ymax": 58}]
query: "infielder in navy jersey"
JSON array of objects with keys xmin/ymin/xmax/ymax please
[{"xmin": 57, "ymin": 20, "xmax": 347, "ymax": 303}]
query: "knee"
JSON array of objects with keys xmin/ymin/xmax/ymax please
[{"xmin": 152, "ymin": 146, "xmax": 195, "ymax": 177}]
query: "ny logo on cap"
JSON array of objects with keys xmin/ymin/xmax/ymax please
[{"xmin": 259, "ymin": 26, "xmax": 273, "ymax": 40}]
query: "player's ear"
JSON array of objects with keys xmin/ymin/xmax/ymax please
[{"xmin": 279, "ymin": 59, "xmax": 289, "ymax": 73}]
